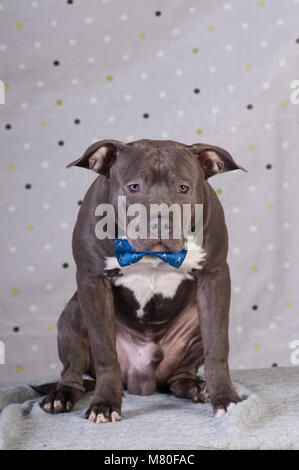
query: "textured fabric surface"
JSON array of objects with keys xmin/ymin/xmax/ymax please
[
  {"xmin": 0, "ymin": 367, "xmax": 298, "ymax": 450},
  {"xmin": 1, "ymin": 0, "xmax": 299, "ymax": 383}
]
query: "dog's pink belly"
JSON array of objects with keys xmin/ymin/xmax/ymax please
[{"xmin": 115, "ymin": 303, "xmax": 203, "ymax": 395}]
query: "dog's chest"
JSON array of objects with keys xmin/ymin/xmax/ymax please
[{"xmin": 105, "ymin": 241, "xmax": 206, "ymax": 319}]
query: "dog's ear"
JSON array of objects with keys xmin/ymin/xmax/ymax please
[
  {"xmin": 66, "ymin": 139, "xmax": 127, "ymax": 177},
  {"xmin": 187, "ymin": 143, "xmax": 247, "ymax": 179}
]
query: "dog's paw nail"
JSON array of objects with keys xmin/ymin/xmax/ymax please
[
  {"xmin": 66, "ymin": 401, "xmax": 73, "ymax": 411},
  {"xmin": 111, "ymin": 411, "xmax": 122, "ymax": 422},
  {"xmin": 201, "ymin": 387, "xmax": 210, "ymax": 402},
  {"xmin": 53, "ymin": 400, "xmax": 63, "ymax": 411},
  {"xmin": 88, "ymin": 411, "xmax": 97, "ymax": 423},
  {"xmin": 96, "ymin": 413, "xmax": 109, "ymax": 424},
  {"xmin": 227, "ymin": 402, "xmax": 236, "ymax": 411},
  {"xmin": 215, "ymin": 408, "xmax": 225, "ymax": 418},
  {"xmin": 190, "ymin": 386, "xmax": 199, "ymax": 401},
  {"xmin": 43, "ymin": 402, "xmax": 52, "ymax": 412}
]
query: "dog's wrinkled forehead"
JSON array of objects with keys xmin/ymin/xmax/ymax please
[
  {"xmin": 126, "ymin": 138, "xmax": 192, "ymax": 157},
  {"xmin": 127, "ymin": 138, "xmax": 185, "ymax": 152},
  {"xmin": 117, "ymin": 139, "xmax": 197, "ymax": 179}
]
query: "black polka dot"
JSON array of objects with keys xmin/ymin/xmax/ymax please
[
  {"xmin": 78, "ymin": 200, "xmax": 82, "ymax": 206},
  {"xmin": 252, "ymin": 305, "xmax": 258, "ymax": 310},
  {"xmin": 143, "ymin": 113, "xmax": 149, "ymax": 119},
  {"xmin": 266, "ymin": 164, "xmax": 272, "ymax": 169},
  {"xmin": 25, "ymin": 184, "xmax": 32, "ymax": 189},
  {"xmin": 296, "ymin": 38, "xmax": 299, "ymax": 44},
  {"xmin": 5, "ymin": 124, "xmax": 12, "ymax": 129},
  {"xmin": 247, "ymin": 104, "xmax": 253, "ymax": 110},
  {"xmin": 53, "ymin": 60, "xmax": 60, "ymax": 66},
  {"xmin": 67, "ymin": 0, "xmax": 73, "ymax": 4},
  {"xmin": 62, "ymin": 263, "xmax": 69, "ymax": 268},
  {"xmin": 58, "ymin": 140, "xmax": 64, "ymax": 146},
  {"xmin": 155, "ymin": 11, "xmax": 161, "ymax": 16},
  {"xmin": 74, "ymin": 119, "xmax": 80, "ymax": 124},
  {"xmin": 272, "ymin": 363, "xmax": 278, "ymax": 367},
  {"xmin": 13, "ymin": 326, "xmax": 20, "ymax": 332},
  {"xmin": 194, "ymin": 88, "xmax": 200, "ymax": 94}
]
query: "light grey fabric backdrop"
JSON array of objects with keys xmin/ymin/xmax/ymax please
[{"xmin": 1, "ymin": 0, "xmax": 299, "ymax": 383}]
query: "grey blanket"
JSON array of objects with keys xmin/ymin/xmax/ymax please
[{"xmin": 0, "ymin": 367, "xmax": 298, "ymax": 450}]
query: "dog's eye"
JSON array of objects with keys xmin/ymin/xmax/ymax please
[
  {"xmin": 128, "ymin": 183, "xmax": 140, "ymax": 193},
  {"xmin": 179, "ymin": 184, "xmax": 189, "ymax": 193}
]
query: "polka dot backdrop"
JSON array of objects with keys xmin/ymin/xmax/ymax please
[{"xmin": 0, "ymin": 0, "xmax": 298, "ymax": 382}]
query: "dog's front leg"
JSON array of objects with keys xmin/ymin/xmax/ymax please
[
  {"xmin": 76, "ymin": 271, "xmax": 123, "ymax": 423},
  {"xmin": 196, "ymin": 262, "xmax": 241, "ymax": 417}
]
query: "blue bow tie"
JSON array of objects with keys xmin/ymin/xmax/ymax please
[{"xmin": 114, "ymin": 238, "xmax": 187, "ymax": 269}]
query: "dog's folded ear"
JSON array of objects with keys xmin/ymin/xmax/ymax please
[
  {"xmin": 66, "ymin": 139, "xmax": 127, "ymax": 177},
  {"xmin": 187, "ymin": 143, "xmax": 247, "ymax": 179}
]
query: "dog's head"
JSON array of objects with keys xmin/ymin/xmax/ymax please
[{"xmin": 67, "ymin": 139, "xmax": 246, "ymax": 251}]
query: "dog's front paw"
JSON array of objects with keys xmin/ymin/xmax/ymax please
[
  {"xmin": 210, "ymin": 389, "xmax": 241, "ymax": 418},
  {"xmin": 84, "ymin": 401, "xmax": 122, "ymax": 424},
  {"xmin": 40, "ymin": 384, "xmax": 82, "ymax": 414}
]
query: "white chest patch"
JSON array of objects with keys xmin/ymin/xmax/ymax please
[{"xmin": 105, "ymin": 238, "xmax": 206, "ymax": 319}]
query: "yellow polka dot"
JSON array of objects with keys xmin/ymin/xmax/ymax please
[
  {"xmin": 56, "ymin": 99, "xmax": 62, "ymax": 106},
  {"xmin": 16, "ymin": 365, "xmax": 22, "ymax": 372},
  {"xmin": 281, "ymin": 101, "xmax": 288, "ymax": 108},
  {"xmin": 254, "ymin": 344, "xmax": 260, "ymax": 351},
  {"xmin": 48, "ymin": 323, "xmax": 55, "ymax": 330},
  {"xmin": 267, "ymin": 204, "xmax": 273, "ymax": 210},
  {"xmin": 40, "ymin": 121, "xmax": 46, "ymax": 128},
  {"xmin": 4, "ymin": 83, "xmax": 9, "ymax": 90},
  {"xmin": 285, "ymin": 301, "xmax": 292, "ymax": 308},
  {"xmin": 192, "ymin": 47, "xmax": 199, "ymax": 54},
  {"xmin": 208, "ymin": 26, "xmax": 214, "ymax": 32},
  {"xmin": 11, "ymin": 287, "xmax": 18, "ymax": 293},
  {"xmin": 16, "ymin": 23, "xmax": 22, "ymax": 30},
  {"xmin": 106, "ymin": 75, "xmax": 113, "ymax": 82},
  {"xmin": 139, "ymin": 32, "xmax": 145, "ymax": 38},
  {"xmin": 216, "ymin": 188, "xmax": 222, "ymax": 195},
  {"xmin": 251, "ymin": 265, "xmax": 258, "ymax": 272},
  {"xmin": 249, "ymin": 144, "xmax": 255, "ymax": 151},
  {"xmin": 7, "ymin": 164, "xmax": 14, "ymax": 170},
  {"xmin": 27, "ymin": 224, "xmax": 33, "ymax": 231},
  {"xmin": 196, "ymin": 128, "xmax": 203, "ymax": 135},
  {"xmin": 245, "ymin": 63, "xmax": 252, "ymax": 69},
  {"xmin": 259, "ymin": 1, "xmax": 265, "ymax": 6}
]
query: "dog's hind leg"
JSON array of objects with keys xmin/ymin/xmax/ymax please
[
  {"xmin": 164, "ymin": 338, "xmax": 208, "ymax": 403},
  {"xmin": 41, "ymin": 291, "xmax": 92, "ymax": 414}
]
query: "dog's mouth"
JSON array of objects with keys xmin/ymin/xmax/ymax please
[{"xmin": 149, "ymin": 242, "xmax": 169, "ymax": 252}]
